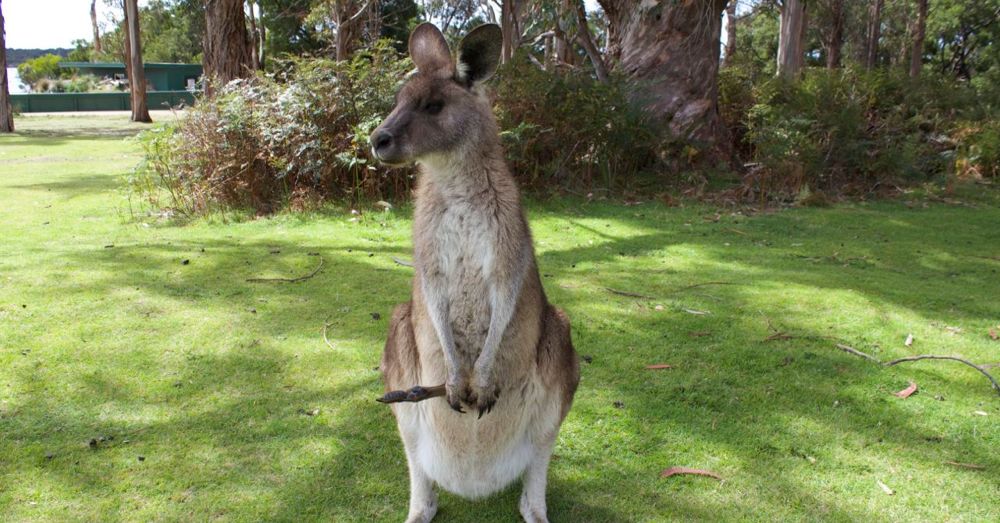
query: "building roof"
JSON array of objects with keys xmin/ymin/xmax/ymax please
[{"xmin": 58, "ymin": 62, "xmax": 202, "ymax": 71}]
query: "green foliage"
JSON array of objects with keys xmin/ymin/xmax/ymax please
[
  {"xmin": 67, "ymin": 39, "xmax": 93, "ymax": 62},
  {"xmin": 721, "ymin": 66, "xmax": 997, "ymax": 201},
  {"xmin": 131, "ymin": 42, "xmax": 413, "ymax": 215},
  {"xmin": 95, "ymin": 0, "xmax": 204, "ymax": 64},
  {"xmin": 494, "ymin": 56, "xmax": 660, "ymax": 192},
  {"xmin": 16, "ymin": 54, "xmax": 72, "ymax": 88}
]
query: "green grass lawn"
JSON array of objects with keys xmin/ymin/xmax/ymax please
[{"xmin": 1, "ymin": 113, "xmax": 998, "ymax": 522}]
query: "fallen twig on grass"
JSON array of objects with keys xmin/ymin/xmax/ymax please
[
  {"xmin": 660, "ymin": 467, "xmax": 723, "ymax": 481},
  {"xmin": 605, "ymin": 287, "xmax": 653, "ymax": 299},
  {"xmin": 944, "ymin": 461, "xmax": 985, "ymax": 470},
  {"xmin": 247, "ymin": 257, "xmax": 324, "ymax": 283},
  {"xmin": 835, "ymin": 343, "xmax": 883, "ymax": 364},
  {"xmin": 392, "ymin": 256, "xmax": 414, "ymax": 267},
  {"xmin": 377, "ymin": 384, "xmax": 446, "ymax": 404},
  {"xmin": 322, "ymin": 318, "xmax": 336, "ymax": 350},
  {"xmin": 835, "ymin": 344, "xmax": 1000, "ymax": 396},
  {"xmin": 884, "ymin": 355, "xmax": 1000, "ymax": 396},
  {"xmin": 668, "ymin": 281, "xmax": 735, "ymax": 293}
]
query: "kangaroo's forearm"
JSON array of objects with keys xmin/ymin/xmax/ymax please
[
  {"xmin": 475, "ymin": 252, "xmax": 530, "ymax": 380},
  {"xmin": 420, "ymin": 275, "xmax": 460, "ymax": 371}
]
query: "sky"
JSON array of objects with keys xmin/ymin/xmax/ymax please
[
  {"xmin": 2, "ymin": 0, "xmax": 135, "ymax": 49},
  {"xmin": 3, "ymin": 0, "xmax": 609, "ymax": 50}
]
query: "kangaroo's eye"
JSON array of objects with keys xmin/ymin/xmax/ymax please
[{"xmin": 424, "ymin": 101, "xmax": 444, "ymax": 115}]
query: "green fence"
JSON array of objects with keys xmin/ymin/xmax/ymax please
[{"xmin": 10, "ymin": 91, "xmax": 198, "ymax": 113}]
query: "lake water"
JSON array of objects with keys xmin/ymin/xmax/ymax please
[{"xmin": 6, "ymin": 67, "xmax": 26, "ymax": 94}]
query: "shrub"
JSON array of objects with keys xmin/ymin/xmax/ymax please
[
  {"xmin": 130, "ymin": 41, "xmax": 413, "ymax": 215},
  {"xmin": 494, "ymin": 56, "xmax": 660, "ymax": 193},
  {"xmin": 133, "ymin": 44, "xmax": 661, "ymax": 215},
  {"xmin": 725, "ymin": 67, "xmax": 991, "ymax": 201}
]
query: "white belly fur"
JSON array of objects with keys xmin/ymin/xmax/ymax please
[{"xmin": 395, "ymin": 373, "xmax": 560, "ymax": 499}]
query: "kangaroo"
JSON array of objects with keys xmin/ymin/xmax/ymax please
[{"xmin": 370, "ymin": 23, "xmax": 580, "ymax": 523}]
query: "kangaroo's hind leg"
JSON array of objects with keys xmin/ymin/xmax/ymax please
[
  {"xmin": 382, "ymin": 303, "xmax": 438, "ymax": 523},
  {"xmin": 520, "ymin": 305, "xmax": 580, "ymax": 523}
]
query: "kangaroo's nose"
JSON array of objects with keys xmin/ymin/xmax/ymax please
[{"xmin": 371, "ymin": 130, "xmax": 393, "ymax": 154}]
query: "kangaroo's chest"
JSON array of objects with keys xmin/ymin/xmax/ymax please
[{"xmin": 428, "ymin": 203, "xmax": 495, "ymax": 352}]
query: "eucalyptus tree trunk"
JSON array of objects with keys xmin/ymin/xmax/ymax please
[
  {"xmin": 573, "ymin": 0, "xmax": 608, "ymax": 82},
  {"xmin": 501, "ymin": 0, "xmax": 522, "ymax": 63},
  {"xmin": 204, "ymin": 0, "xmax": 253, "ymax": 96},
  {"xmin": 125, "ymin": 0, "xmax": 151, "ymax": 122},
  {"xmin": 598, "ymin": 0, "xmax": 732, "ymax": 164},
  {"xmin": 909, "ymin": 0, "xmax": 928, "ymax": 77},
  {"xmin": 0, "ymin": 0, "xmax": 13, "ymax": 133},
  {"xmin": 865, "ymin": 0, "xmax": 883, "ymax": 69},
  {"xmin": 247, "ymin": 0, "xmax": 260, "ymax": 70},
  {"xmin": 825, "ymin": 0, "xmax": 844, "ymax": 68},
  {"xmin": 723, "ymin": 1, "xmax": 738, "ymax": 67},
  {"xmin": 777, "ymin": 0, "xmax": 806, "ymax": 78},
  {"xmin": 90, "ymin": 0, "xmax": 103, "ymax": 55}
]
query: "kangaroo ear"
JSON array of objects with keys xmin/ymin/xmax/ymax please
[
  {"xmin": 409, "ymin": 23, "xmax": 454, "ymax": 76},
  {"xmin": 457, "ymin": 24, "xmax": 502, "ymax": 86}
]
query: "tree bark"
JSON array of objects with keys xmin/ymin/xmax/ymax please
[
  {"xmin": 0, "ymin": 0, "xmax": 13, "ymax": 133},
  {"xmin": 331, "ymin": 0, "xmax": 372, "ymax": 62},
  {"xmin": 257, "ymin": 4, "xmax": 265, "ymax": 69},
  {"xmin": 125, "ymin": 0, "xmax": 151, "ymax": 122},
  {"xmin": 598, "ymin": 0, "xmax": 732, "ymax": 164},
  {"xmin": 909, "ymin": 0, "xmax": 927, "ymax": 77},
  {"xmin": 865, "ymin": 0, "xmax": 883, "ymax": 69},
  {"xmin": 824, "ymin": 0, "xmax": 844, "ymax": 68},
  {"xmin": 203, "ymin": 0, "xmax": 253, "ymax": 96},
  {"xmin": 573, "ymin": 0, "xmax": 608, "ymax": 82},
  {"xmin": 247, "ymin": 0, "xmax": 260, "ymax": 70},
  {"xmin": 501, "ymin": 0, "xmax": 516, "ymax": 63},
  {"xmin": 723, "ymin": 1, "xmax": 737, "ymax": 67},
  {"xmin": 777, "ymin": 0, "xmax": 806, "ymax": 78},
  {"xmin": 90, "ymin": 0, "xmax": 103, "ymax": 56}
]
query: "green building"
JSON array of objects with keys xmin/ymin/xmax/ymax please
[
  {"xmin": 10, "ymin": 62, "xmax": 202, "ymax": 113},
  {"xmin": 58, "ymin": 62, "xmax": 203, "ymax": 91}
]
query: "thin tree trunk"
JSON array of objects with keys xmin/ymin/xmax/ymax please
[
  {"xmin": 573, "ymin": 0, "xmax": 608, "ymax": 82},
  {"xmin": 203, "ymin": 0, "xmax": 253, "ymax": 96},
  {"xmin": 257, "ymin": 4, "xmax": 265, "ymax": 68},
  {"xmin": 777, "ymin": 0, "xmax": 806, "ymax": 78},
  {"xmin": 865, "ymin": 0, "xmax": 883, "ymax": 69},
  {"xmin": 0, "ymin": 0, "xmax": 13, "ymax": 133},
  {"xmin": 909, "ymin": 0, "xmax": 927, "ymax": 77},
  {"xmin": 90, "ymin": 0, "xmax": 103, "ymax": 56},
  {"xmin": 598, "ymin": 0, "xmax": 732, "ymax": 165},
  {"xmin": 501, "ymin": 0, "xmax": 516, "ymax": 63},
  {"xmin": 125, "ymin": 0, "xmax": 151, "ymax": 122},
  {"xmin": 723, "ymin": 1, "xmax": 737, "ymax": 67},
  {"xmin": 825, "ymin": 0, "xmax": 844, "ymax": 68},
  {"xmin": 247, "ymin": 0, "xmax": 260, "ymax": 70},
  {"xmin": 332, "ymin": 0, "xmax": 372, "ymax": 61},
  {"xmin": 123, "ymin": 4, "xmax": 133, "ymax": 99}
]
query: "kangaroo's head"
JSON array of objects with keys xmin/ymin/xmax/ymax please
[{"xmin": 370, "ymin": 23, "xmax": 502, "ymax": 166}]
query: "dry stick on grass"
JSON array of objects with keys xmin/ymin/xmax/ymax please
[
  {"xmin": 247, "ymin": 257, "xmax": 324, "ymax": 283},
  {"xmin": 322, "ymin": 318, "xmax": 336, "ymax": 350},
  {"xmin": 605, "ymin": 281, "xmax": 735, "ymax": 301},
  {"xmin": 884, "ymin": 355, "xmax": 1000, "ymax": 396},
  {"xmin": 836, "ymin": 344, "xmax": 1000, "ymax": 396},
  {"xmin": 667, "ymin": 281, "xmax": 736, "ymax": 293},
  {"xmin": 391, "ymin": 256, "xmax": 414, "ymax": 267},
  {"xmin": 377, "ymin": 384, "xmax": 446, "ymax": 404},
  {"xmin": 604, "ymin": 287, "xmax": 654, "ymax": 299}
]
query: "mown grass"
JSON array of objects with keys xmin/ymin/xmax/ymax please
[{"xmin": 1, "ymin": 113, "xmax": 998, "ymax": 522}]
